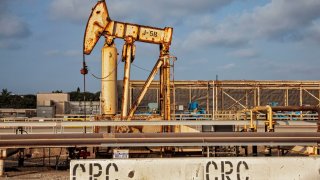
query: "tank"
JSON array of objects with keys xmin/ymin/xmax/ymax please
[{"xmin": 101, "ymin": 43, "xmax": 118, "ymax": 115}]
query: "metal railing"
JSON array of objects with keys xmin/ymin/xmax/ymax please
[
  {"xmin": 0, "ymin": 111, "xmax": 318, "ymax": 135},
  {"xmin": 0, "ymin": 120, "xmax": 317, "ymax": 135},
  {"xmin": 1, "ymin": 111, "xmax": 317, "ymax": 122},
  {"xmin": 172, "ymin": 113, "xmax": 212, "ymax": 121},
  {"xmin": 213, "ymin": 111, "xmax": 318, "ymax": 121},
  {"xmin": 239, "ymin": 113, "xmax": 318, "ymax": 121}
]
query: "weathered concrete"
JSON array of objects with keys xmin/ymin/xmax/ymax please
[{"xmin": 70, "ymin": 157, "xmax": 320, "ymax": 180}]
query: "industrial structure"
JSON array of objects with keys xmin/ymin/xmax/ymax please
[
  {"xmin": 18, "ymin": 80, "xmax": 320, "ymax": 118},
  {"xmin": 83, "ymin": 1, "xmax": 173, "ymax": 123},
  {"xmin": 129, "ymin": 80, "xmax": 320, "ymax": 115},
  {"xmin": 1, "ymin": 0, "xmax": 320, "ymax": 179}
]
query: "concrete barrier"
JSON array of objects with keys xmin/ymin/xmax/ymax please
[{"xmin": 70, "ymin": 157, "xmax": 320, "ymax": 180}]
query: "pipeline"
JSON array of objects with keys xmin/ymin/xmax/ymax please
[
  {"xmin": 244, "ymin": 105, "xmax": 320, "ymax": 132},
  {"xmin": 0, "ymin": 132, "xmax": 319, "ymax": 148},
  {"xmin": 252, "ymin": 105, "xmax": 273, "ymax": 131},
  {"xmin": 241, "ymin": 109, "xmax": 256, "ymax": 131}
]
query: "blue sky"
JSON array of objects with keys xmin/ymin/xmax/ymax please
[{"xmin": 1, "ymin": 0, "xmax": 320, "ymax": 94}]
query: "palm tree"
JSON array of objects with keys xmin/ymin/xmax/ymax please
[
  {"xmin": 0, "ymin": 89, "xmax": 11, "ymax": 108},
  {"xmin": 1, "ymin": 88, "xmax": 11, "ymax": 97}
]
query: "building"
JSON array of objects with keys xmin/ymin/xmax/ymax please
[{"xmin": 36, "ymin": 93, "xmax": 70, "ymax": 117}]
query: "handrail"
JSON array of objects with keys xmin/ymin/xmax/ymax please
[{"xmin": 238, "ymin": 105, "xmax": 320, "ymax": 132}]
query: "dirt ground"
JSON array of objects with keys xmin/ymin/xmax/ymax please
[
  {"xmin": 1, "ymin": 167, "xmax": 69, "ymax": 180},
  {"xmin": 1, "ymin": 148, "xmax": 71, "ymax": 180}
]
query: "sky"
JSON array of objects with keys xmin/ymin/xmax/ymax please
[{"xmin": 1, "ymin": 0, "xmax": 320, "ymax": 94}]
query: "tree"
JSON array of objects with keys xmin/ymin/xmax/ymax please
[
  {"xmin": 52, "ymin": 90, "xmax": 63, "ymax": 93},
  {"xmin": 0, "ymin": 89, "xmax": 36, "ymax": 109},
  {"xmin": 94, "ymin": 91, "xmax": 101, "ymax": 101},
  {"xmin": 21, "ymin": 95, "xmax": 36, "ymax": 108},
  {"xmin": 1, "ymin": 88, "xmax": 11, "ymax": 97},
  {"xmin": 0, "ymin": 89, "xmax": 12, "ymax": 107}
]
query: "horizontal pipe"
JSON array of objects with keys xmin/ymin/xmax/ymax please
[
  {"xmin": 0, "ymin": 132, "xmax": 319, "ymax": 148},
  {"xmin": 1, "ymin": 139, "xmax": 319, "ymax": 148},
  {"xmin": 129, "ymin": 80, "xmax": 320, "ymax": 85},
  {"xmin": 0, "ymin": 120, "xmax": 317, "ymax": 127},
  {"xmin": 1, "ymin": 137, "xmax": 319, "ymax": 144},
  {"xmin": 1, "ymin": 132, "xmax": 319, "ymax": 139},
  {"xmin": 272, "ymin": 106, "xmax": 319, "ymax": 111}
]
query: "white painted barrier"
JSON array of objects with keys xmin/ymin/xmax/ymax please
[{"xmin": 70, "ymin": 157, "xmax": 320, "ymax": 180}]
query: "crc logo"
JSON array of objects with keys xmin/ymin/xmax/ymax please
[
  {"xmin": 206, "ymin": 161, "xmax": 249, "ymax": 180},
  {"xmin": 72, "ymin": 163, "xmax": 119, "ymax": 180}
]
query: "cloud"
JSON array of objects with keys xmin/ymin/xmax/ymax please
[
  {"xmin": 49, "ymin": 0, "xmax": 95, "ymax": 23},
  {"xmin": 305, "ymin": 21, "xmax": 320, "ymax": 43},
  {"xmin": 182, "ymin": 28, "xmax": 247, "ymax": 48},
  {"xmin": 229, "ymin": 49, "xmax": 259, "ymax": 59},
  {"xmin": 0, "ymin": 15, "xmax": 31, "ymax": 39},
  {"xmin": 241, "ymin": 0, "xmax": 320, "ymax": 40},
  {"xmin": 110, "ymin": 0, "xmax": 234, "ymax": 24},
  {"xmin": 246, "ymin": 58, "xmax": 320, "ymax": 79},
  {"xmin": 0, "ymin": 0, "xmax": 31, "ymax": 49},
  {"xmin": 183, "ymin": 0, "xmax": 320, "ymax": 48},
  {"xmin": 49, "ymin": 0, "xmax": 234, "ymax": 25},
  {"xmin": 273, "ymin": 62, "xmax": 319, "ymax": 76}
]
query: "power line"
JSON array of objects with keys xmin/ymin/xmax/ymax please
[
  {"xmin": 91, "ymin": 61, "xmax": 152, "ymax": 80},
  {"xmin": 91, "ymin": 59, "xmax": 121, "ymax": 80},
  {"xmin": 132, "ymin": 63, "xmax": 151, "ymax": 72}
]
